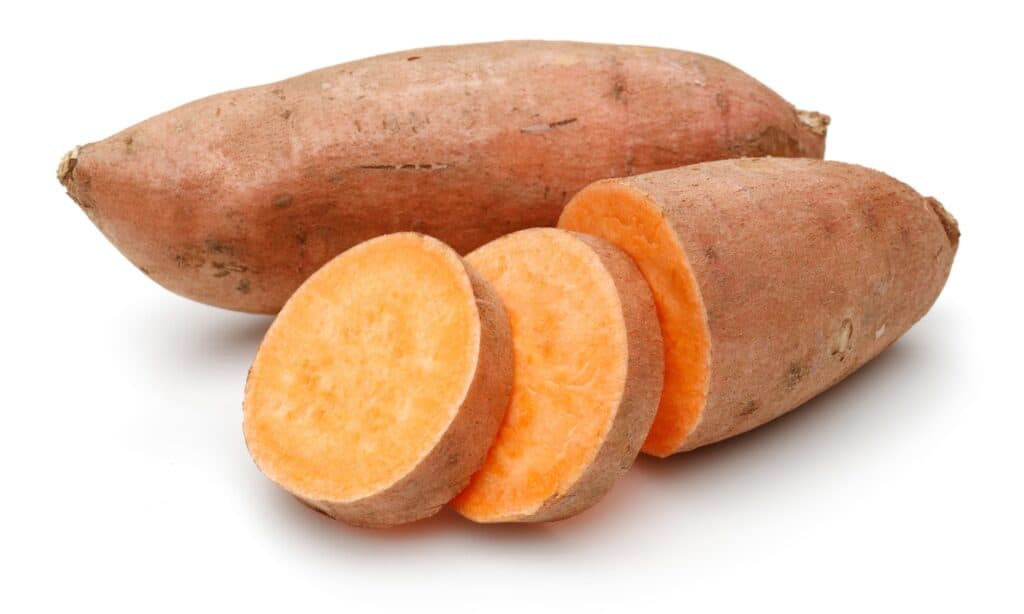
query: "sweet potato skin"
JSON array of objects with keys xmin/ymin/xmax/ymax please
[
  {"xmin": 58, "ymin": 40, "xmax": 827, "ymax": 313},
  {"xmin": 244, "ymin": 235, "xmax": 513, "ymax": 528},
  {"xmin": 560, "ymin": 158, "xmax": 958, "ymax": 454}
]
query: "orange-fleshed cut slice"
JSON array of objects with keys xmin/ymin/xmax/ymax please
[
  {"xmin": 452, "ymin": 228, "xmax": 663, "ymax": 522},
  {"xmin": 243, "ymin": 233, "xmax": 512, "ymax": 527}
]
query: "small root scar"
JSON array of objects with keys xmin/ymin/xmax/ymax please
[
  {"xmin": 356, "ymin": 163, "xmax": 450, "ymax": 171},
  {"xmin": 520, "ymin": 117, "xmax": 578, "ymax": 133},
  {"xmin": 786, "ymin": 364, "xmax": 805, "ymax": 389},
  {"xmin": 831, "ymin": 319, "xmax": 854, "ymax": 357},
  {"xmin": 738, "ymin": 400, "xmax": 760, "ymax": 417}
]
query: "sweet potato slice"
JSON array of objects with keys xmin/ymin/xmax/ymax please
[
  {"xmin": 559, "ymin": 158, "xmax": 959, "ymax": 456},
  {"xmin": 243, "ymin": 233, "xmax": 513, "ymax": 527},
  {"xmin": 451, "ymin": 228, "xmax": 663, "ymax": 522}
]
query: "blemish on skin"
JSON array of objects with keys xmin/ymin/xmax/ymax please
[
  {"xmin": 704, "ymin": 246, "xmax": 717, "ymax": 262},
  {"xmin": 689, "ymin": 59, "xmax": 708, "ymax": 86},
  {"xmin": 715, "ymin": 93, "xmax": 729, "ymax": 114},
  {"xmin": 272, "ymin": 194, "xmax": 293, "ymax": 208},
  {"xmin": 356, "ymin": 163, "xmax": 450, "ymax": 171},
  {"xmin": 738, "ymin": 400, "xmax": 760, "ymax": 417},
  {"xmin": 213, "ymin": 269, "xmax": 230, "ymax": 278},
  {"xmin": 786, "ymin": 364, "xmax": 805, "ymax": 389},
  {"xmin": 520, "ymin": 117, "xmax": 578, "ymax": 133},
  {"xmin": 611, "ymin": 81, "xmax": 626, "ymax": 101},
  {"xmin": 212, "ymin": 261, "xmax": 248, "ymax": 273},
  {"xmin": 874, "ymin": 323, "xmax": 887, "ymax": 339},
  {"xmin": 205, "ymin": 239, "xmax": 235, "ymax": 255},
  {"xmin": 215, "ymin": 107, "xmax": 221, "ymax": 117},
  {"xmin": 831, "ymin": 319, "xmax": 854, "ymax": 356},
  {"xmin": 137, "ymin": 265, "xmax": 151, "ymax": 277},
  {"xmin": 353, "ymin": 119, "xmax": 362, "ymax": 132},
  {"xmin": 281, "ymin": 109, "xmax": 292, "ymax": 120},
  {"xmin": 293, "ymin": 226, "xmax": 307, "ymax": 245},
  {"xmin": 407, "ymin": 56, "xmax": 421, "ymax": 61},
  {"xmin": 736, "ymin": 126, "xmax": 802, "ymax": 157},
  {"xmin": 175, "ymin": 250, "xmax": 205, "ymax": 269},
  {"xmin": 124, "ymin": 135, "xmax": 134, "ymax": 148},
  {"xmin": 237, "ymin": 279, "xmax": 251, "ymax": 294},
  {"xmin": 270, "ymin": 87, "xmax": 286, "ymax": 100}
]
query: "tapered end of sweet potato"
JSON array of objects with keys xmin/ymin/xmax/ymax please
[
  {"xmin": 925, "ymin": 196, "xmax": 960, "ymax": 252},
  {"xmin": 796, "ymin": 109, "xmax": 830, "ymax": 137},
  {"xmin": 57, "ymin": 146, "xmax": 81, "ymax": 188}
]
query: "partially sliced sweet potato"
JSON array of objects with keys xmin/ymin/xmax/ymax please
[
  {"xmin": 451, "ymin": 228, "xmax": 663, "ymax": 522},
  {"xmin": 558, "ymin": 158, "xmax": 959, "ymax": 456},
  {"xmin": 243, "ymin": 233, "xmax": 513, "ymax": 528}
]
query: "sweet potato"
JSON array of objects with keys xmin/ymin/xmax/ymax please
[
  {"xmin": 451, "ymin": 228, "xmax": 663, "ymax": 522},
  {"xmin": 242, "ymin": 233, "xmax": 512, "ymax": 527},
  {"xmin": 57, "ymin": 40, "xmax": 828, "ymax": 313},
  {"xmin": 558, "ymin": 158, "xmax": 959, "ymax": 456}
]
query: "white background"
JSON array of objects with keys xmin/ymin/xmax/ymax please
[{"xmin": 4, "ymin": 1, "xmax": 1021, "ymax": 611}]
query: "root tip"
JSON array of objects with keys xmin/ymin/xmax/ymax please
[
  {"xmin": 925, "ymin": 196, "xmax": 960, "ymax": 251},
  {"xmin": 57, "ymin": 146, "xmax": 82, "ymax": 187},
  {"xmin": 796, "ymin": 109, "xmax": 830, "ymax": 137}
]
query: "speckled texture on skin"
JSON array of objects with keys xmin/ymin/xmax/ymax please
[
  {"xmin": 243, "ymin": 233, "xmax": 513, "ymax": 528},
  {"xmin": 560, "ymin": 158, "xmax": 958, "ymax": 455},
  {"xmin": 57, "ymin": 40, "xmax": 828, "ymax": 313}
]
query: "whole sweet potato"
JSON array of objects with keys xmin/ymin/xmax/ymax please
[{"xmin": 58, "ymin": 41, "xmax": 828, "ymax": 313}]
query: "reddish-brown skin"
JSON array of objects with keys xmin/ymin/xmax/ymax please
[
  {"xmin": 57, "ymin": 40, "xmax": 828, "ymax": 313},
  {"xmin": 564, "ymin": 158, "xmax": 959, "ymax": 453}
]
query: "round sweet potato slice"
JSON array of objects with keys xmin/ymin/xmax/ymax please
[
  {"xmin": 243, "ymin": 233, "xmax": 513, "ymax": 527},
  {"xmin": 451, "ymin": 228, "xmax": 663, "ymax": 522}
]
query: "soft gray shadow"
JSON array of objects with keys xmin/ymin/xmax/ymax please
[
  {"xmin": 546, "ymin": 306, "xmax": 963, "ymax": 533},
  {"xmin": 261, "ymin": 485, "xmax": 559, "ymax": 550},
  {"xmin": 635, "ymin": 308, "xmax": 961, "ymax": 484},
  {"xmin": 123, "ymin": 297, "xmax": 273, "ymax": 382}
]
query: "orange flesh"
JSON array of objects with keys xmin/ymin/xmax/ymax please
[
  {"xmin": 243, "ymin": 234, "xmax": 480, "ymax": 502},
  {"xmin": 451, "ymin": 229, "xmax": 628, "ymax": 520},
  {"xmin": 558, "ymin": 185, "xmax": 710, "ymax": 457}
]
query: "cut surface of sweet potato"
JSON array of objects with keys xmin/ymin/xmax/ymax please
[
  {"xmin": 557, "ymin": 186, "xmax": 710, "ymax": 457},
  {"xmin": 451, "ymin": 228, "xmax": 663, "ymax": 522},
  {"xmin": 243, "ymin": 233, "xmax": 512, "ymax": 527}
]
